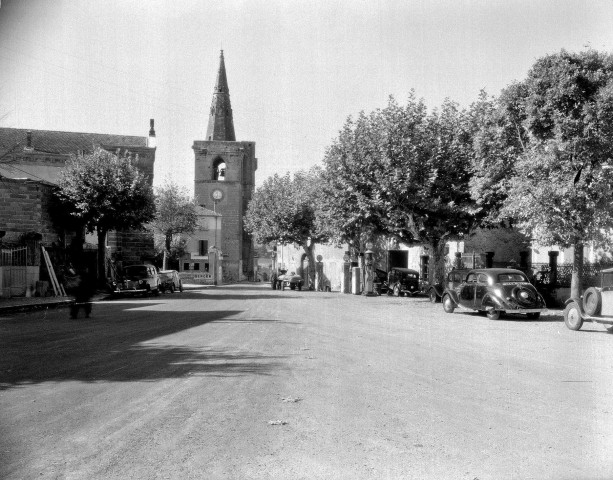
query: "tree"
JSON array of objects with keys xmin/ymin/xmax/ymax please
[
  {"xmin": 320, "ymin": 110, "xmax": 388, "ymax": 255},
  {"xmin": 244, "ymin": 168, "xmax": 328, "ymax": 287},
  {"xmin": 467, "ymin": 88, "xmax": 527, "ymax": 225},
  {"xmin": 485, "ymin": 50, "xmax": 613, "ymax": 298},
  {"xmin": 56, "ymin": 146, "xmax": 155, "ymax": 283},
  {"xmin": 322, "ymin": 94, "xmax": 477, "ymax": 284},
  {"xmin": 151, "ymin": 180, "xmax": 198, "ymax": 269}
]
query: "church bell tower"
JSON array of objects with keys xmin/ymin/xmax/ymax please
[{"xmin": 193, "ymin": 51, "xmax": 257, "ymax": 282}]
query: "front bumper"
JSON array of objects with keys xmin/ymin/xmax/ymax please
[{"xmin": 113, "ymin": 280, "xmax": 150, "ymax": 294}]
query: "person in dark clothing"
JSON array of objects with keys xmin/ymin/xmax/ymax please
[{"xmin": 69, "ymin": 270, "xmax": 96, "ymax": 319}]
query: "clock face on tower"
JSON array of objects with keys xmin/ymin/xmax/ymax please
[{"xmin": 212, "ymin": 189, "xmax": 223, "ymax": 201}]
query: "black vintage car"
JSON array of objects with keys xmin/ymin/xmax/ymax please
[
  {"xmin": 426, "ymin": 269, "xmax": 470, "ymax": 303},
  {"xmin": 442, "ymin": 268, "xmax": 546, "ymax": 320},
  {"xmin": 563, "ymin": 267, "xmax": 613, "ymax": 332},
  {"xmin": 387, "ymin": 267, "xmax": 420, "ymax": 297}
]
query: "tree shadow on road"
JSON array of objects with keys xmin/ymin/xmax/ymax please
[
  {"xmin": 108, "ymin": 287, "xmax": 301, "ymax": 302},
  {"xmin": 0, "ymin": 306, "xmax": 288, "ymax": 391}
]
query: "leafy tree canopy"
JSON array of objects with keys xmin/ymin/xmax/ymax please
[
  {"xmin": 151, "ymin": 179, "xmax": 197, "ymax": 252},
  {"xmin": 244, "ymin": 168, "xmax": 327, "ymax": 284},
  {"xmin": 322, "ymin": 93, "xmax": 477, "ymax": 282},
  {"xmin": 499, "ymin": 50, "xmax": 613, "ymax": 249},
  {"xmin": 57, "ymin": 146, "xmax": 155, "ymax": 233},
  {"xmin": 470, "ymin": 49, "xmax": 613, "ymax": 296},
  {"xmin": 56, "ymin": 146, "xmax": 155, "ymax": 281}
]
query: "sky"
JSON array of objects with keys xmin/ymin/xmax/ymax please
[{"xmin": 1, "ymin": 0, "xmax": 613, "ymax": 195}]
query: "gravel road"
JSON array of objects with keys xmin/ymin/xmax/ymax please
[{"xmin": 1, "ymin": 284, "xmax": 612, "ymax": 479}]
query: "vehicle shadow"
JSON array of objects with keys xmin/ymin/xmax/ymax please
[
  {"xmin": 0, "ymin": 306, "xmax": 288, "ymax": 391},
  {"xmin": 455, "ymin": 311, "xmax": 564, "ymax": 323}
]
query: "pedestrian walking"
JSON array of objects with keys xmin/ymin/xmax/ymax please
[{"xmin": 69, "ymin": 269, "xmax": 96, "ymax": 319}]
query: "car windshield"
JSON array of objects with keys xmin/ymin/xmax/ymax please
[
  {"xmin": 124, "ymin": 266, "xmax": 149, "ymax": 278},
  {"xmin": 498, "ymin": 273, "xmax": 527, "ymax": 282},
  {"xmin": 394, "ymin": 271, "xmax": 417, "ymax": 279}
]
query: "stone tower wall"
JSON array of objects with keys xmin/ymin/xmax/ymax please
[{"xmin": 193, "ymin": 140, "xmax": 255, "ymax": 282}]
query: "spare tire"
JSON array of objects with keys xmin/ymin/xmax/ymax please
[
  {"xmin": 583, "ymin": 287, "xmax": 602, "ymax": 316},
  {"xmin": 512, "ymin": 285, "xmax": 538, "ymax": 307}
]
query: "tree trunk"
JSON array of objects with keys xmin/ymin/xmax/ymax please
[
  {"xmin": 164, "ymin": 233, "xmax": 173, "ymax": 270},
  {"xmin": 303, "ymin": 242, "xmax": 317, "ymax": 290},
  {"xmin": 428, "ymin": 240, "xmax": 447, "ymax": 286},
  {"xmin": 97, "ymin": 229, "xmax": 108, "ymax": 287},
  {"xmin": 571, "ymin": 241, "xmax": 584, "ymax": 299}
]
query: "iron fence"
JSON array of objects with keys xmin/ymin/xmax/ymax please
[
  {"xmin": 0, "ymin": 246, "xmax": 28, "ymax": 266},
  {"xmin": 531, "ymin": 262, "xmax": 613, "ymax": 288}
]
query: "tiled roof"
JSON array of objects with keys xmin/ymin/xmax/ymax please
[{"xmin": 0, "ymin": 127, "xmax": 148, "ymax": 156}]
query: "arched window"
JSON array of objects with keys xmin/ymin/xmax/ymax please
[{"xmin": 212, "ymin": 158, "xmax": 226, "ymax": 181}]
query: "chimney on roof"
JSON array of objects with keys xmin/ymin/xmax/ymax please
[{"xmin": 148, "ymin": 119, "xmax": 156, "ymax": 148}]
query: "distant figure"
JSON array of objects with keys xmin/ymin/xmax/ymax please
[{"xmin": 70, "ymin": 269, "xmax": 96, "ymax": 319}]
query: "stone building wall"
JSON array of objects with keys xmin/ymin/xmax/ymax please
[
  {"xmin": 0, "ymin": 178, "xmax": 57, "ymax": 244},
  {"xmin": 463, "ymin": 227, "xmax": 531, "ymax": 266}
]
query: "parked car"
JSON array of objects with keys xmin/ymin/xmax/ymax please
[
  {"xmin": 111, "ymin": 264, "xmax": 161, "ymax": 296},
  {"xmin": 563, "ymin": 267, "xmax": 613, "ymax": 331},
  {"xmin": 426, "ymin": 269, "xmax": 470, "ymax": 303},
  {"xmin": 373, "ymin": 268, "xmax": 389, "ymax": 295},
  {"xmin": 387, "ymin": 267, "xmax": 420, "ymax": 297},
  {"xmin": 278, "ymin": 271, "xmax": 304, "ymax": 291},
  {"xmin": 159, "ymin": 269, "xmax": 183, "ymax": 293},
  {"xmin": 442, "ymin": 268, "xmax": 546, "ymax": 320}
]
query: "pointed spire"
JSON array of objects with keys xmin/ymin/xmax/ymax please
[{"xmin": 206, "ymin": 50, "xmax": 236, "ymax": 141}]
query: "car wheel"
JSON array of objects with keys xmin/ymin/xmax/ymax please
[
  {"xmin": 487, "ymin": 309, "xmax": 501, "ymax": 320},
  {"xmin": 583, "ymin": 287, "xmax": 602, "ymax": 316},
  {"xmin": 169, "ymin": 284, "xmax": 175, "ymax": 293},
  {"xmin": 179, "ymin": 281, "xmax": 183, "ymax": 292},
  {"xmin": 526, "ymin": 312, "xmax": 540, "ymax": 320},
  {"xmin": 442, "ymin": 294, "xmax": 455, "ymax": 313},
  {"xmin": 153, "ymin": 283, "xmax": 161, "ymax": 296},
  {"xmin": 290, "ymin": 284, "xmax": 296, "ymax": 290},
  {"xmin": 564, "ymin": 303, "xmax": 583, "ymax": 331},
  {"xmin": 429, "ymin": 289, "xmax": 439, "ymax": 303}
]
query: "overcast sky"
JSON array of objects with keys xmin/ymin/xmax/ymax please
[{"xmin": 1, "ymin": 0, "xmax": 612, "ymax": 194}]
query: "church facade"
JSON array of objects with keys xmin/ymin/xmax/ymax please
[{"xmin": 193, "ymin": 51, "xmax": 257, "ymax": 282}]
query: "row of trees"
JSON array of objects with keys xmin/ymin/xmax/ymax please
[
  {"xmin": 56, "ymin": 147, "xmax": 198, "ymax": 283},
  {"xmin": 245, "ymin": 50, "xmax": 613, "ymax": 297}
]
